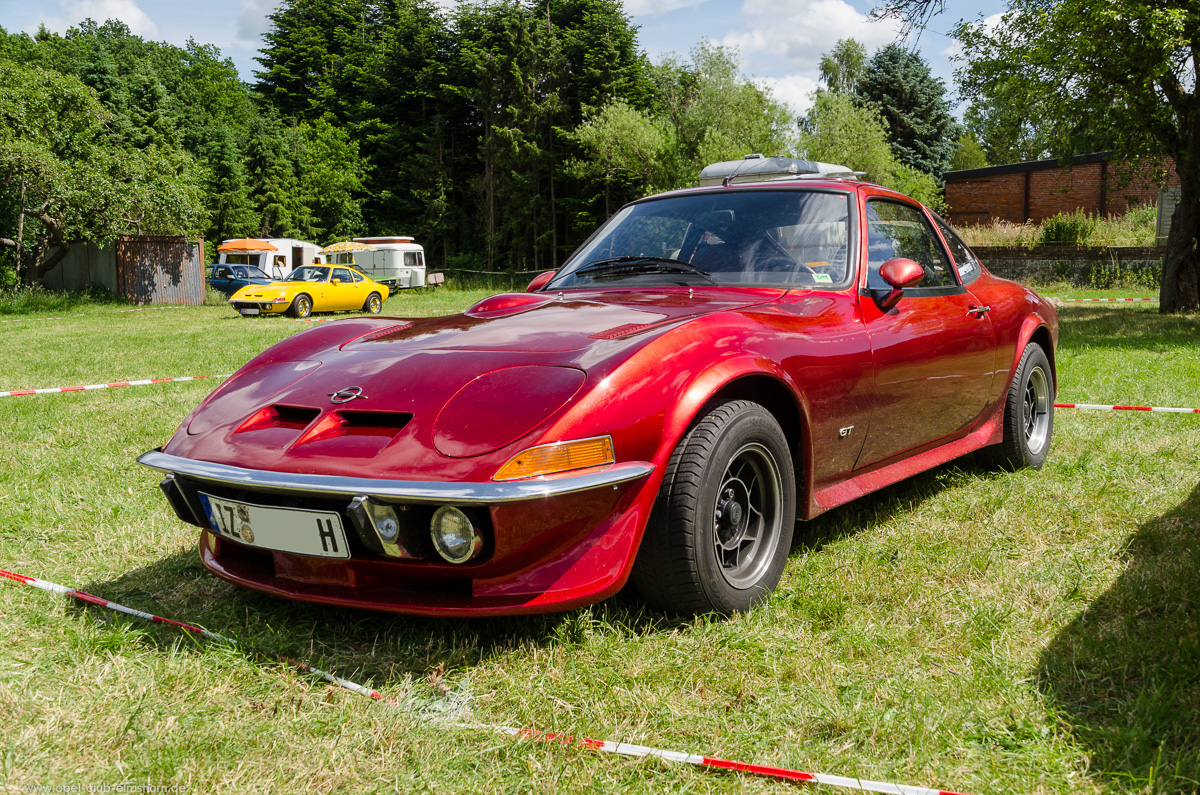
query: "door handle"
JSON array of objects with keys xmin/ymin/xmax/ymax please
[{"xmin": 967, "ymin": 305, "xmax": 991, "ymax": 317}]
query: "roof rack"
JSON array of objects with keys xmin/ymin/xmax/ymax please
[{"xmin": 698, "ymin": 154, "xmax": 862, "ymax": 186}]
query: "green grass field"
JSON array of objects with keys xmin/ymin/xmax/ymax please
[{"xmin": 1, "ymin": 285, "xmax": 1198, "ymax": 794}]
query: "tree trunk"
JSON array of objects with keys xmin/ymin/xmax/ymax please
[{"xmin": 1160, "ymin": 156, "xmax": 1200, "ymax": 313}]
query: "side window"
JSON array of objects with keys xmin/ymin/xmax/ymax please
[
  {"xmin": 933, "ymin": 215, "xmax": 981, "ymax": 284},
  {"xmin": 349, "ymin": 269, "xmax": 362, "ymax": 282},
  {"xmin": 865, "ymin": 200, "xmax": 956, "ymax": 290},
  {"xmin": 331, "ymin": 267, "xmax": 354, "ymax": 282}
]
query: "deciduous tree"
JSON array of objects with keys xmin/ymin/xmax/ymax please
[
  {"xmin": 944, "ymin": 0, "xmax": 1200, "ymax": 311},
  {"xmin": 0, "ymin": 62, "xmax": 204, "ymax": 285}
]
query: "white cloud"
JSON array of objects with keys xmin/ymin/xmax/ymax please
[
  {"xmin": 754, "ymin": 74, "xmax": 819, "ymax": 116},
  {"xmin": 625, "ymin": 0, "xmax": 711, "ymax": 15},
  {"xmin": 940, "ymin": 11, "xmax": 1003, "ymax": 62},
  {"xmin": 235, "ymin": 0, "xmax": 274, "ymax": 45},
  {"xmin": 31, "ymin": 0, "xmax": 158, "ymax": 37},
  {"xmin": 722, "ymin": 0, "xmax": 902, "ymax": 81}
]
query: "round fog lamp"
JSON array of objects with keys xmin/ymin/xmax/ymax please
[{"xmin": 430, "ymin": 506, "xmax": 482, "ymax": 564}]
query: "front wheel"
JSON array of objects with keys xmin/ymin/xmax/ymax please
[
  {"xmin": 630, "ymin": 400, "xmax": 796, "ymax": 616},
  {"xmin": 287, "ymin": 294, "xmax": 313, "ymax": 319},
  {"xmin": 363, "ymin": 292, "xmax": 382, "ymax": 314},
  {"xmin": 983, "ymin": 343, "xmax": 1054, "ymax": 470}
]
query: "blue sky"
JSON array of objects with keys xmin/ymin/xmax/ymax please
[{"xmin": 0, "ymin": 0, "xmax": 1004, "ymax": 115}]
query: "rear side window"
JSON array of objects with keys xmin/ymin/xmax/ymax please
[
  {"xmin": 865, "ymin": 200, "xmax": 956, "ymax": 290},
  {"xmin": 933, "ymin": 215, "xmax": 981, "ymax": 284}
]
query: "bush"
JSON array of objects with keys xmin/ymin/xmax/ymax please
[
  {"xmin": 1040, "ymin": 209, "xmax": 1097, "ymax": 245},
  {"xmin": 0, "ymin": 283, "xmax": 125, "ymax": 314}
]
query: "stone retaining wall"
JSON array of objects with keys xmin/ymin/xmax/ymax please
[{"xmin": 973, "ymin": 245, "xmax": 1163, "ymax": 287}]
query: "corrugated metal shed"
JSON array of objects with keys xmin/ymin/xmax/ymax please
[{"xmin": 42, "ymin": 236, "xmax": 205, "ymax": 304}]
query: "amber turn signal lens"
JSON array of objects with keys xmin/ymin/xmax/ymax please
[{"xmin": 493, "ymin": 436, "xmax": 615, "ymax": 481}]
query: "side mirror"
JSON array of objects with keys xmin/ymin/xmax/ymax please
[
  {"xmin": 875, "ymin": 257, "xmax": 925, "ymax": 311},
  {"xmin": 526, "ymin": 270, "xmax": 556, "ymax": 292},
  {"xmin": 331, "ymin": 278, "xmax": 341, "ymax": 285}
]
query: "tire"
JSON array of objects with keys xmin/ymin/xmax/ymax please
[
  {"xmin": 630, "ymin": 400, "xmax": 796, "ymax": 616},
  {"xmin": 983, "ymin": 343, "xmax": 1054, "ymax": 470},
  {"xmin": 287, "ymin": 294, "xmax": 312, "ymax": 319},
  {"xmin": 363, "ymin": 292, "xmax": 382, "ymax": 314}
]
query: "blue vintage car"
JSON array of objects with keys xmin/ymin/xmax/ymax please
[{"xmin": 206, "ymin": 264, "xmax": 274, "ymax": 297}]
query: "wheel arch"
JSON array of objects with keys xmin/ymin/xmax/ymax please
[
  {"xmin": 668, "ymin": 367, "xmax": 812, "ymax": 515},
  {"xmin": 1026, "ymin": 324, "xmax": 1056, "ymax": 392},
  {"xmin": 1014, "ymin": 318, "xmax": 1056, "ymax": 394},
  {"xmin": 704, "ymin": 374, "xmax": 806, "ymax": 464}
]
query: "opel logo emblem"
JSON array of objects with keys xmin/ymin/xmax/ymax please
[{"xmin": 328, "ymin": 386, "xmax": 367, "ymax": 404}]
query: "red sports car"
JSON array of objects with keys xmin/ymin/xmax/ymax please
[{"xmin": 140, "ymin": 157, "xmax": 1057, "ymax": 617}]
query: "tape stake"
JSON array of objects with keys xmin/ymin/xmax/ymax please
[
  {"xmin": 1055, "ymin": 402, "xmax": 1200, "ymax": 414},
  {"xmin": 0, "ymin": 567, "xmax": 972, "ymax": 795},
  {"xmin": 0, "ymin": 374, "xmax": 230, "ymax": 399}
]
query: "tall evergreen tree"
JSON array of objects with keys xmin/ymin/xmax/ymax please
[{"xmin": 857, "ymin": 44, "xmax": 959, "ymax": 176}]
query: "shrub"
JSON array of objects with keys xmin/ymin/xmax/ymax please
[{"xmin": 1040, "ymin": 209, "xmax": 1097, "ymax": 245}]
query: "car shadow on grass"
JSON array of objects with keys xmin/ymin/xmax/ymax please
[
  {"xmin": 790, "ymin": 456, "xmax": 987, "ymax": 554},
  {"xmin": 79, "ymin": 544, "xmax": 696, "ymax": 696},
  {"xmin": 1037, "ymin": 480, "xmax": 1200, "ymax": 792},
  {"xmin": 74, "ymin": 456, "xmax": 993, "ymax": 702},
  {"xmin": 1055, "ymin": 306, "xmax": 1200, "ymax": 352}
]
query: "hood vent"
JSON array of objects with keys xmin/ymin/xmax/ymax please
[
  {"xmin": 235, "ymin": 404, "xmax": 321, "ymax": 434},
  {"xmin": 340, "ymin": 323, "xmax": 414, "ymax": 349},
  {"xmin": 294, "ymin": 410, "xmax": 413, "ymax": 447},
  {"xmin": 589, "ymin": 321, "xmax": 666, "ymax": 340}
]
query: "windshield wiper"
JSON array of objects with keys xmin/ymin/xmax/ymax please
[{"xmin": 575, "ymin": 256, "xmax": 716, "ymax": 284}]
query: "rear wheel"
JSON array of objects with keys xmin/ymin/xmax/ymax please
[
  {"xmin": 363, "ymin": 292, "xmax": 383, "ymax": 314},
  {"xmin": 287, "ymin": 294, "xmax": 312, "ymax": 319},
  {"xmin": 630, "ymin": 400, "xmax": 796, "ymax": 615},
  {"xmin": 983, "ymin": 343, "xmax": 1054, "ymax": 469}
]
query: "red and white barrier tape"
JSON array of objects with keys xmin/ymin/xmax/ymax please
[
  {"xmin": 115, "ymin": 307, "xmax": 191, "ymax": 313},
  {"xmin": 1059, "ymin": 297, "xmax": 1156, "ymax": 303},
  {"xmin": 0, "ymin": 567, "xmax": 970, "ymax": 795},
  {"xmin": 0, "ymin": 374, "xmax": 228, "ymax": 398},
  {"xmin": 1055, "ymin": 401, "xmax": 1199, "ymax": 414},
  {"xmin": 0, "ymin": 317, "xmax": 62, "ymax": 323}
]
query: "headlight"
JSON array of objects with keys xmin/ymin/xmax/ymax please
[
  {"xmin": 493, "ymin": 436, "xmax": 615, "ymax": 481},
  {"xmin": 430, "ymin": 506, "xmax": 482, "ymax": 563}
]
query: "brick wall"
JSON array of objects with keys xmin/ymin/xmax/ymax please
[{"xmin": 945, "ymin": 153, "xmax": 1178, "ymax": 226}]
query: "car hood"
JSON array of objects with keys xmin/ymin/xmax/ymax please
[
  {"xmin": 338, "ymin": 288, "xmax": 782, "ymax": 353},
  {"xmin": 168, "ymin": 287, "xmax": 783, "ymax": 478}
]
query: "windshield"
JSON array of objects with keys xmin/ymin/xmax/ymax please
[
  {"xmin": 283, "ymin": 266, "xmax": 330, "ymax": 283},
  {"xmin": 550, "ymin": 189, "xmax": 853, "ymax": 289},
  {"xmin": 235, "ymin": 266, "xmax": 270, "ymax": 280}
]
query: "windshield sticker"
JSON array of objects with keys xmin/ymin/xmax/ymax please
[{"xmin": 813, "ymin": 273, "xmax": 833, "ymax": 284}]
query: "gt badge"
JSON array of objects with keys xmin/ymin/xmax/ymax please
[
  {"xmin": 838, "ymin": 426, "xmax": 854, "ymax": 438},
  {"xmin": 328, "ymin": 386, "xmax": 367, "ymax": 404}
]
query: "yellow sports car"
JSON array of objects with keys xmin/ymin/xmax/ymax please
[{"xmin": 229, "ymin": 265, "xmax": 390, "ymax": 318}]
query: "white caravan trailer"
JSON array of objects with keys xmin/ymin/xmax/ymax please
[
  {"xmin": 325, "ymin": 237, "xmax": 427, "ymax": 289},
  {"xmin": 216, "ymin": 238, "xmax": 323, "ymax": 280}
]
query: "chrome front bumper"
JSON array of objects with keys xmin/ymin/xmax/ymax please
[{"xmin": 137, "ymin": 449, "xmax": 654, "ymax": 505}]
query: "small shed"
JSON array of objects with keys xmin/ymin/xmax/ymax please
[{"xmin": 42, "ymin": 235, "xmax": 206, "ymax": 304}]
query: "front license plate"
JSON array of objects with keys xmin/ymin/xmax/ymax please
[
  {"xmin": 239, "ymin": 308, "xmax": 261, "ymax": 316},
  {"xmin": 198, "ymin": 493, "xmax": 349, "ymax": 558}
]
